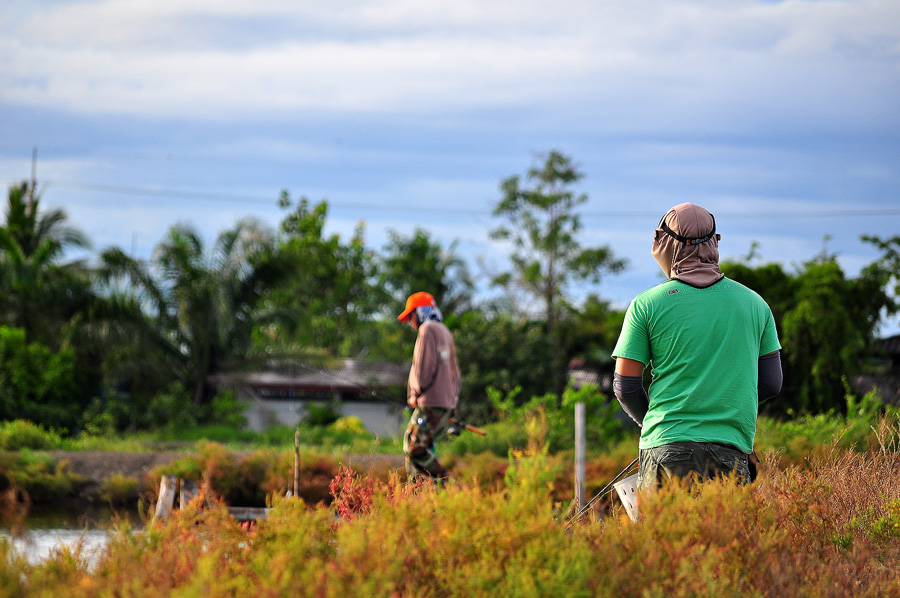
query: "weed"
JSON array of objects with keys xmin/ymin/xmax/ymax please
[
  {"xmin": 99, "ymin": 474, "xmax": 139, "ymax": 506},
  {"xmin": 850, "ymin": 499, "xmax": 900, "ymax": 545},
  {"xmin": 3, "ymin": 450, "xmax": 85, "ymax": 504},
  {"xmin": 0, "ymin": 420, "xmax": 64, "ymax": 450},
  {"xmin": 5, "ymin": 440, "xmax": 900, "ymax": 597},
  {"xmin": 329, "ymin": 464, "xmax": 378, "ymax": 521}
]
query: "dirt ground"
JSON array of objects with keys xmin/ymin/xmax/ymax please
[
  {"xmin": 51, "ymin": 451, "xmax": 186, "ymax": 481},
  {"xmin": 49, "ymin": 451, "xmax": 189, "ymax": 498}
]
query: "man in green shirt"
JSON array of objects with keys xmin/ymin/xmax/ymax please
[{"xmin": 612, "ymin": 203, "xmax": 782, "ymax": 491}]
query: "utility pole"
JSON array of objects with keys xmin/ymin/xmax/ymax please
[{"xmin": 28, "ymin": 146, "xmax": 37, "ymax": 211}]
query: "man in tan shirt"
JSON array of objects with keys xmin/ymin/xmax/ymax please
[{"xmin": 397, "ymin": 291, "xmax": 461, "ymax": 481}]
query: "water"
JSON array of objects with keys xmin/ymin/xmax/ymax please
[
  {"xmin": 2, "ymin": 505, "xmax": 142, "ymax": 566},
  {"xmin": 5, "ymin": 528, "xmax": 112, "ymax": 566}
]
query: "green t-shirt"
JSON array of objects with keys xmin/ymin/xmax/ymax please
[{"xmin": 612, "ymin": 277, "xmax": 781, "ymax": 453}]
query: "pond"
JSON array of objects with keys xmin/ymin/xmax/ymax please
[{"xmin": 2, "ymin": 505, "xmax": 143, "ymax": 566}]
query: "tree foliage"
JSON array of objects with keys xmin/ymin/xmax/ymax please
[
  {"xmin": 722, "ymin": 248, "xmax": 894, "ymax": 415},
  {"xmin": 264, "ymin": 193, "xmax": 381, "ymax": 357},
  {"xmin": 4, "ymin": 165, "xmax": 900, "ymax": 434},
  {"xmin": 452, "ymin": 310, "xmax": 551, "ymax": 421},
  {"xmin": 0, "ymin": 326, "xmax": 79, "ymax": 429},
  {"xmin": 861, "ymin": 234, "xmax": 900, "ymax": 312},
  {"xmin": 95, "ymin": 218, "xmax": 281, "ymax": 407},
  {"xmin": 489, "ymin": 151, "xmax": 625, "ymax": 395},
  {"xmin": 379, "ymin": 228, "xmax": 474, "ymax": 317},
  {"xmin": 0, "ymin": 181, "xmax": 92, "ymax": 347}
]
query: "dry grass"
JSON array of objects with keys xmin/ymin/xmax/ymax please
[{"xmin": 1, "ymin": 416, "xmax": 898, "ymax": 597}]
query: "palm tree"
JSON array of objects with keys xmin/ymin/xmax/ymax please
[
  {"xmin": 0, "ymin": 181, "xmax": 92, "ymax": 345},
  {"xmin": 96, "ymin": 218, "xmax": 282, "ymax": 406}
]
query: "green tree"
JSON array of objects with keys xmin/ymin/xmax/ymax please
[
  {"xmin": 722, "ymin": 249, "xmax": 893, "ymax": 414},
  {"xmin": 452, "ymin": 310, "xmax": 553, "ymax": 421},
  {"xmin": 0, "ymin": 182, "xmax": 102, "ymax": 425},
  {"xmin": 489, "ymin": 151, "xmax": 626, "ymax": 395},
  {"xmin": 781, "ymin": 257, "xmax": 880, "ymax": 412},
  {"xmin": 379, "ymin": 228, "xmax": 474, "ymax": 317},
  {"xmin": 264, "ymin": 193, "xmax": 381, "ymax": 357},
  {"xmin": 96, "ymin": 218, "xmax": 281, "ymax": 408},
  {"xmin": 0, "ymin": 182, "xmax": 92, "ymax": 346},
  {"xmin": 861, "ymin": 234, "xmax": 900, "ymax": 319},
  {"xmin": 566, "ymin": 294, "xmax": 626, "ymax": 375},
  {"xmin": 0, "ymin": 326, "xmax": 79, "ymax": 428}
]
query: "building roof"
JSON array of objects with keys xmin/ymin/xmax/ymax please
[
  {"xmin": 850, "ymin": 374, "xmax": 900, "ymax": 406},
  {"xmin": 883, "ymin": 334, "xmax": 900, "ymax": 356},
  {"xmin": 209, "ymin": 359, "xmax": 408, "ymax": 393}
]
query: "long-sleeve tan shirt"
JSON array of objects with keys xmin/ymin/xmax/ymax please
[{"xmin": 407, "ymin": 320, "xmax": 460, "ymax": 409}]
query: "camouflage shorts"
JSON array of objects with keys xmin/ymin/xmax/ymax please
[
  {"xmin": 637, "ymin": 441, "xmax": 751, "ymax": 492},
  {"xmin": 403, "ymin": 407, "xmax": 453, "ymax": 481}
]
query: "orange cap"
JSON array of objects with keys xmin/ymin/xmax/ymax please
[{"xmin": 397, "ymin": 291, "xmax": 435, "ymax": 321}]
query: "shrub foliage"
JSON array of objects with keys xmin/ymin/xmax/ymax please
[{"xmin": 1, "ymin": 418, "xmax": 899, "ymax": 597}]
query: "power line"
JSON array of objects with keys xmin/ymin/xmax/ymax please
[
  {"xmin": 49, "ymin": 181, "xmax": 277, "ymax": 206},
  {"xmin": 41, "ymin": 180, "xmax": 482, "ymax": 215},
  {"xmin": 3, "ymin": 177, "xmax": 900, "ymax": 219}
]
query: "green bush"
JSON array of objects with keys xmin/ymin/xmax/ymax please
[
  {"xmin": 471, "ymin": 382, "xmax": 628, "ymax": 456},
  {"xmin": 303, "ymin": 401, "xmax": 342, "ymax": 427},
  {"xmin": 204, "ymin": 390, "xmax": 248, "ymax": 428},
  {"xmin": 445, "ymin": 420, "xmax": 527, "ymax": 458},
  {"xmin": 258, "ymin": 426, "xmax": 299, "ymax": 447},
  {"xmin": 0, "ymin": 420, "xmax": 63, "ymax": 450},
  {"xmin": 850, "ymin": 499, "xmax": 900, "ymax": 545},
  {"xmin": 143, "ymin": 383, "xmax": 197, "ymax": 430},
  {"xmin": 154, "ymin": 424, "xmax": 260, "ymax": 445},
  {"xmin": 3, "ymin": 450, "xmax": 84, "ymax": 503},
  {"xmin": 0, "ymin": 326, "xmax": 81, "ymax": 430},
  {"xmin": 99, "ymin": 474, "xmax": 139, "ymax": 506},
  {"xmin": 296, "ymin": 418, "xmax": 375, "ymax": 452},
  {"xmin": 756, "ymin": 383, "xmax": 900, "ymax": 465},
  {"xmin": 81, "ymin": 389, "xmax": 136, "ymax": 435}
]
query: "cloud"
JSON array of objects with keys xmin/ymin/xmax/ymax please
[
  {"xmin": 1, "ymin": 0, "xmax": 898, "ymax": 334},
  {"xmin": 2, "ymin": 0, "xmax": 897, "ymax": 129}
]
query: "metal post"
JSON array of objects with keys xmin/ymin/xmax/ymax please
[
  {"xmin": 574, "ymin": 402, "xmax": 585, "ymax": 511},
  {"xmin": 294, "ymin": 428, "xmax": 301, "ymax": 498}
]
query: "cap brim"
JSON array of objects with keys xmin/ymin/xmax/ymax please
[{"xmin": 397, "ymin": 307, "xmax": 414, "ymax": 321}]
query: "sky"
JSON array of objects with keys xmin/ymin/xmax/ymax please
[{"xmin": 1, "ymin": 0, "xmax": 899, "ymax": 334}]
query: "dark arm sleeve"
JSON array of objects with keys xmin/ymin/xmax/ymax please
[
  {"xmin": 613, "ymin": 373, "xmax": 648, "ymax": 426},
  {"xmin": 758, "ymin": 351, "xmax": 783, "ymax": 402}
]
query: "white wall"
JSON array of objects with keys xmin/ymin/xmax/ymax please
[{"xmin": 244, "ymin": 397, "xmax": 407, "ymax": 439}]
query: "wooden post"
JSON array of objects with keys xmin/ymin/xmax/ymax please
[
  {"xmin": 294, "ymin": 428, "xmax": 301, "ymax": 498},
  {"xmin": 154, "ymin": 475, "xmax": 178, "ymax": 520},
  {"xmin": 180, "ymin": 478, "xmax": 200, "ymax": 508},
  {"xmin": 574, "ymin": 402, "xmax": 586, "ymax": 512}
]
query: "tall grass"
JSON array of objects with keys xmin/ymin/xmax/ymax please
[{"xmin": 1, "ymin": 417, "xmax": 898, "ymax": 597}]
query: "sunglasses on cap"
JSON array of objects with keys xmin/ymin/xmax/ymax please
[{"xmin": 654, "ymin": 211, "xmax": 721, "ymax": 246}]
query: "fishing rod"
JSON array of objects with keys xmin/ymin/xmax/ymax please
[
  {"xmin": 565, "ymin": 457, "xmax": 639, "ymax": 530},
  {"xmin": 564, "ymin": 392, "xmax": 774, "ymax": 528}
]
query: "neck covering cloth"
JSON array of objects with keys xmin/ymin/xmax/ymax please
[
  {"xmin": 415, "ymin": 305, "xmax": 443, "ymax": 323},
  {"xmin": 650, "ymin": 202, "xmax": 724, "ymax": 288}
]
